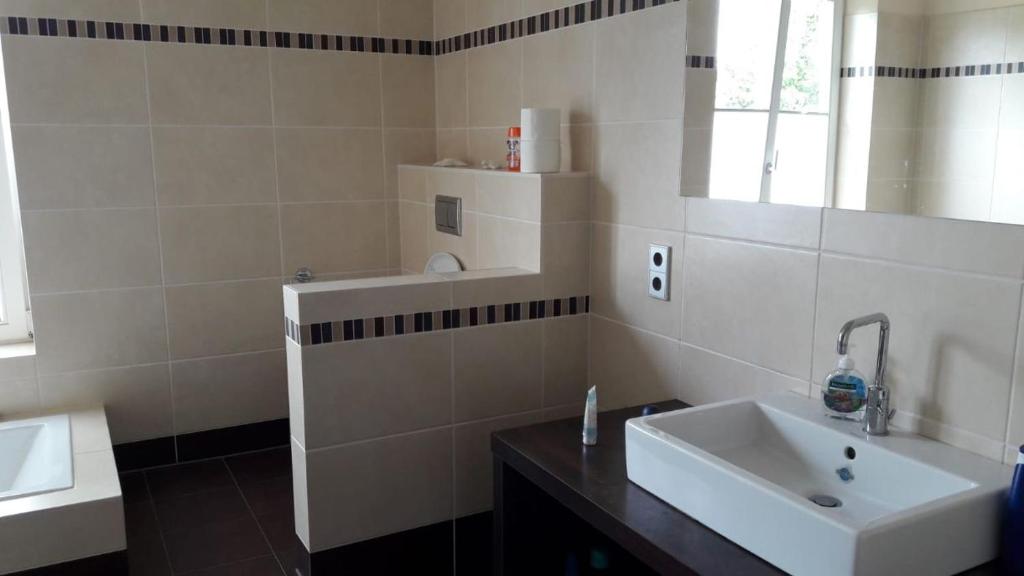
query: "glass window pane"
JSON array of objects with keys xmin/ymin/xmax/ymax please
[
  {"xmin": 780, "ymin": 0, "xmax": 835, "ymax": 114},
  {"xmin": 715, "ymin": 0, "xmax": 783, "ymax": 111},
  {"xmin": 770, "ymin": 112, "xmax": 830, "ymax": 206},
  {"xmin": 709, "ymin": 111, "xmax": 769, "ymax": 202}
]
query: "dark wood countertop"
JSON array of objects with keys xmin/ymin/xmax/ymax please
[{"xmin": 491, "ymin": 401, "xmax": 999, "ymax": 576}]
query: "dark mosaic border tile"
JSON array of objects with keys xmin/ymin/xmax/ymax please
[
  {"xmin": 287, "ymin": 295, "xmax": 591, "ymax": 347},
  {"xmin": 0, "ymin": 15, "xmax": 434, "ymax": 55},
  {"xmin": 434, "ymin": 0, "xmax": 683, "ymax": 56},
  {"xmin": 840, "ymin": 61, "xmax": 1024, "ymax": 79}
]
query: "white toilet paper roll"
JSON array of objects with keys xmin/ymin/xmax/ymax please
[
  {"xmin": 520, "ymin": 108, "xmax": 561, "ymax": 141},
  {"xmin": 521, "ymin": 139, "xmax": 561, "ymax": 173}
]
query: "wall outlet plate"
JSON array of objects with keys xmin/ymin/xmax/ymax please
[
  {"xmin": 650, "ymin": 244, "xmax": 670, "ymax": 273},
  {"xmin": 649, "ymin": 271, "xmax": 669, "ymax": 301},
  {"xmin": 649, "ymin": 244, "xmax": 670, "ymax": 301}
]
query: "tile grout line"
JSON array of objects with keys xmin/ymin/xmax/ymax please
[
  {"xmin": 136, "ymin": 0, "xmax": 178, "ymax": 459},
  {"xmin": 140, "ymin": 469, "xmax": 176, "ymax": 576},
  {"xmin": 224, "ymin": 456, "xmax": 290, "ymax": 576}
]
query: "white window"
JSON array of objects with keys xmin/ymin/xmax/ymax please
[
  {"xmin": 0, "ymin": 39, "xmax": 29, "ymax": 344},
  {"xmin": 709, "ymin": 0, "xmax": 842, "ymax": 207}
]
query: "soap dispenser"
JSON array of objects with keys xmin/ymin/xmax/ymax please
[{"xmin": 823, "ymin": 354, "xmax": 866, "ymax": 420}]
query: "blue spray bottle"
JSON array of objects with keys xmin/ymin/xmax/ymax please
[{"xmin": 1005, "ymin": 445, "xmax": 1024, "ymax": 575}]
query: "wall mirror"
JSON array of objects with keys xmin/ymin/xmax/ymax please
[{"xmin": 700, "ymin": 0, "xmax": 1024, "ymax": 225}]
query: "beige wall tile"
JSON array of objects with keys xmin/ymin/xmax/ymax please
[
  {"xmin": 677, "ymin": 343, "xmax": 810, "ymax": 407},
  {"xmin": 467, "ymin": 40, "xmax": 522, "ymax": 127},
  {"xmin": 3, "ymin": 36, "xmax": 148, "ymax": 124},
  {"xmin": 1006, "ymin": 292, "xmax": 1024, "ymax": 461},
  {"xmin": 0, "ymin": 0, "xmax": 139, "ymax": 20},
  {"xmin": 292, "ymin": 276, "xmax": 451, "ymax": 323},
  {"xmin": 453, "ymin": 410, "xmax": 542, "ymax": 517},
  {"xmin": 271, "ymin": 50, "xmax": 381, "ymax": 127},
  {"xmin": 399, "ymin": 201, "xmax": 431, "ymax": 273},
  {"xmin": 384, "ymin": 129, "xmax": 437, "ymax": 197},
  {"xmin": 153, "ymin": 127, "xmax": 277, "ymax": 206},
  {"xmin": 165, "ymin": 279, "xmax": 284, "ymax": 360},
  {"xmin": 427, "ymin": 169, "xmax": 476, "ymax": 209},
  {"xmin": 268, "ymin": 0, "xmax": 379, "ymax": 35},
  {"xmin": 437, "ymin": 129, "xmax": 467, "ymax": 161},
  {"xmin": 38, "ymin": 364, "xmax": 173, "ymax": 443},
  {"xmin": 542, "ymin": 222, "xmax": 590, "ymax": 300},
  {"xmin": 590, "ymin": 223, "xmax": 683, "ymax": 338},
  {"xmin": 380, "ymin": 0, "xmax": 434, "ymax": 39},
  {"xmin": 564, "ymin": 124, "xmax": 593, "ymax": 172},
  {"xmin": 171, "ymin": 350, "xmax": 287, "ymax": 434},
  {"xmin": 522, "ymin": 23, "xmax": 594, "ymax": 125},
  {"xmin": 543, "ymin": 315, "xmax": 589, "ymax": 407},
  {"xmin": 686, "ymin": 0, "xmax": 719, "ymax": 56},
  {"xmin": 281, "ymin": 202, "xmax": 388, "ymax": 275},
  {"xmin": 594, "ymin": 4, "xmax": 686, "ymax": 122},
  {"xmin": 466, "ymin": 0, "xmax": 520, "ymax": 30},
  {"xmin": 686, "ymin": 198, "xmax": 823, "ymax": 249},
  {"xmin": 140, "ymin": 0, "xmax": 267, "ymax": 28},
  {"xmin": 382, "ymin": 55, "xmax": 436, "ymax": 129},
  {"xmin": 13, "ymin": 126, "xmax": 155, "ymax": 210},
  {"xmin": 159, "ymin": 205, "xmax": 282, "ymax": 284},
  {"xmin": 813, "ymin": 254, "xmax": 1020, "ymax": 449},
  {"xmin": 592, "ymin": 121, "xmax": 684, "ymax": 230},
  {"xmin": 434, "ymin": 0, "xmax": 465, "ymax": 40},
  {"xmin": 822, "ymin": 209, "xmax": 1024, "ymax": 278},
  {"xmin": 387, "ymin": 200, "xmax": 402, "ymax": 269},
  {"xmin": 451, "ymin": 271, "xmax": 543, "ymax": 308},
  {"xmin": 435, "ymin": 53, "xmax": 468, "ymax": 129},
  {"xmin": 684, "ymin": 70, "xmax": 716, "ymax": 129},
  {"xmin": 33, "ymin": 288, "xmax": 169, "ymax": 375},
  {"xmin": 22, "ymin": 208, "xmax": 162, "ymax": 294},
  {"xmin": 682, "ymin": 235, "xmax": 818, "ymax": 380},
  {"xmin": 477, "ymin": 215, "xmax": 541, "ymax": 271},
  {"xmin": 475, "ymin": 173, "xmax": 541, "ymax": 221},
  {"xmin": 276, "ymin": 128, "xmax": 386, "ymax": 202},
  {"xmin": 681, "ymin": 127, "xmax": 712, "ymax": 191},
  {"xmin": 305, "ymin": 428, "xmax": 452, "ymax": 551},
  {"xmin": 589, "ymin": 315, "xmax": 678, "ymax": 410},
  {"xmin": 453, "ymin": 321, "xmax": 543, "ymax": 422},
  {"xmin": 146, "ymin": 44, "xmax": 272, "ymax": 126},
  {"xmin": 541, "ymin": 175, "xmax": 590, "ymax": 223},
  {"xmin": 399, "ymin": 167, "xmax": 428, "ymax": 203},
  {"xmin": 0, "ymin": 379, "xmax": 40, "ymax": 415},
  {"xmin": 429, "ymin": 210, "xmax": 477, "ymax": 269},
  {"xmin": 466, "ymin": 127, "xmax": 508, "ymax": 166},
  {"xmin": 300, "ymin": 333, "xmax": 451, "ymax": 449},
  {"xmin": 522, "ymin": 0, "xmax": 577, "ymax": 13}
]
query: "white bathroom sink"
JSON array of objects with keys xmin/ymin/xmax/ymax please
[
  {"xmin": 0, "ymin": 414, "xmax": 73, "ymax": 502},
  {"xmin": 625, "ymin": 394, "xmax": 1011, "ymax": 576}
]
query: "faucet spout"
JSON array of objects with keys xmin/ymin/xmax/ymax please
[{"xmin": 835, "ymin": 313, "xmax": 891, "ymax": 436}]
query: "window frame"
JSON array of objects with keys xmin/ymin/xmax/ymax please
[
  {"xmin": 711, "ymin": 0, "xmax": 845, "ymax": 206},
  {"xmin": 0, "ymin": 37, "xmax": 30, "ymax": 344}
]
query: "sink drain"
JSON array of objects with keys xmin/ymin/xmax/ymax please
[{"xmin": 809, "ymin": 494, "xmax": 842, "ymax": 508}]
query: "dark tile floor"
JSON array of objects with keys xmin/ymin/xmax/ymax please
[{"xmin": 121, "ymin": 447, "xmax": 298, "ymax": 576}]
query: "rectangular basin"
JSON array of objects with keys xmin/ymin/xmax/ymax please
[
  {"xmin": 0, "ymin": 414, "xmax": 73, "ymax": 502},
  {"xmin": 626, "ymin": 394, "xmax": 1011, "ymax": 576}
]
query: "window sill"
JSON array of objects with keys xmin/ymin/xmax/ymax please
[
  {"xmin": 0, "ymin": 341, "xmax": 35, "ymax": 380},
  {"xmin": 0, "ymin": 340, "xmax": 34, "ymax": 360}
]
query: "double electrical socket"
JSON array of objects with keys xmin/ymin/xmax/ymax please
[{"xmin": 649, "ymin": 244, "xmax": 670, "ymax": 301}]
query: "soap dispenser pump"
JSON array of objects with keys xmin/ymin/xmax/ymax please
[{"xmin": 823, "ymin": 354, "xmax": 866, "ymax": 420}]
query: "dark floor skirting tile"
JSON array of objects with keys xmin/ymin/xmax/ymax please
[
  {"xmin": 113, "ymin": 418, "xmax": 289, "ymax": 472},
  {"xmin": 10, "ymin": 551, "xmax": 127, "ymax": 576}
]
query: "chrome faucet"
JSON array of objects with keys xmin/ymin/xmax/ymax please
[{"xmin": 836, "ymin": 313, "xmax": 892, "ymax": 436}]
